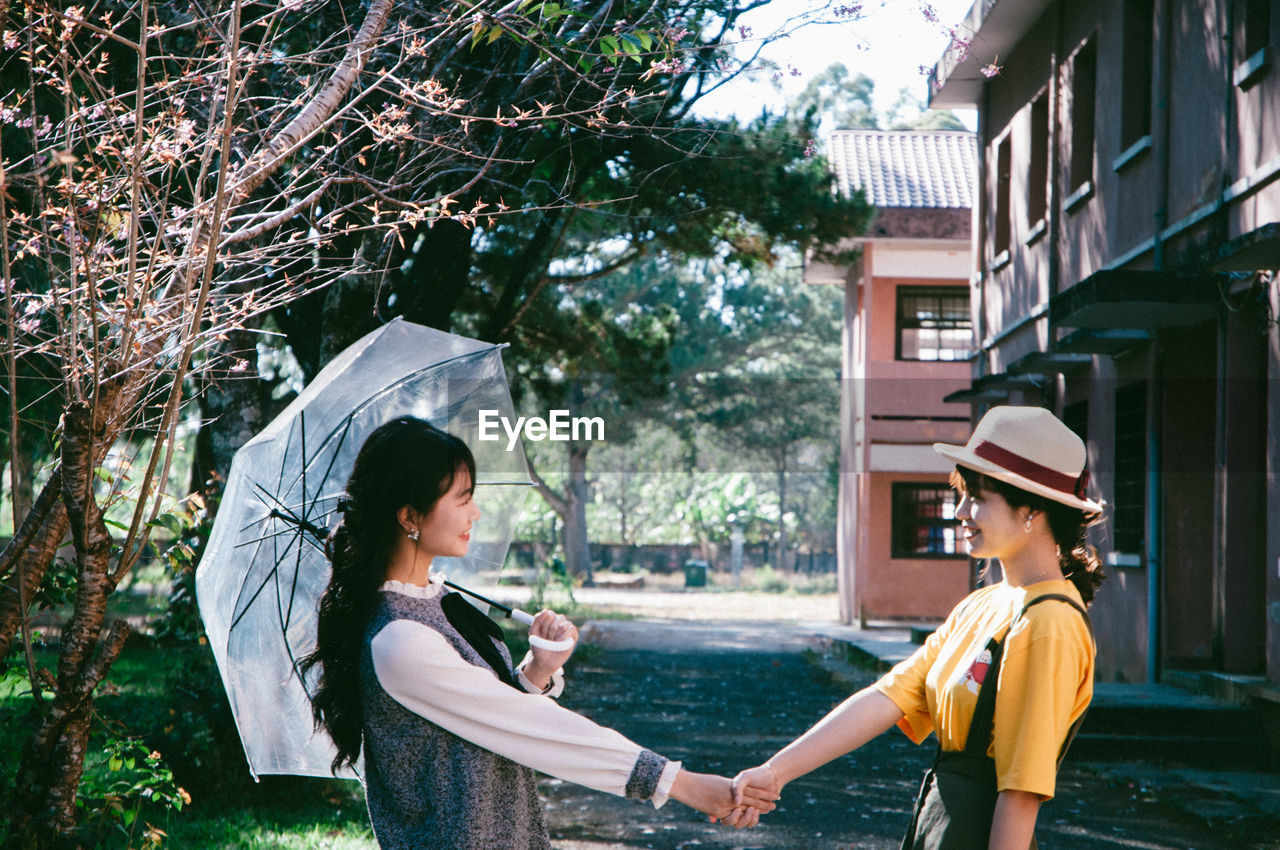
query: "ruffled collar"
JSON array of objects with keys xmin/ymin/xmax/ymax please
[{"xmin": 381, "ymin": 572, "xmax": 446, "ymax": 599}]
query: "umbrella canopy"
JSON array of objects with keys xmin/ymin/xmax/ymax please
[{"xmin": 196, "ymin": 317, "xmax": 531, "ymax": 779}]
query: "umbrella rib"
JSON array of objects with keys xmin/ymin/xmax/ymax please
[
  {"xmin": 232, "ymin": 517, "xmax": 334, "ymax": 551},
  {"xmin": 267, "ymin": 345, "xmax": 511, "ymax": 521},
  {"xmin": 295, "ymin": 416, "xmax": 357, "ymax": 553},
  {"xmin": 228, "ymin": 558, "xmax": 284, "ymax": 633},
  {"xmin": 285, "ymin": 410, "xmax": 312, "ymax": 630}
]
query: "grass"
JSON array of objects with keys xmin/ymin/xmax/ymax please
[{"xmin": 161, "ymin": 777, "xmax": 374, "ymax": 849}]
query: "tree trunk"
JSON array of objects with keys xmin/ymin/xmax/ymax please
[
  {"xmin": 562, "ymin": 439, "xmax": 594, "ymax": 584},
  {"xmin": 401, "ymin": 218, "xmax": 473, "ymax": 331},
  {"xmin": 191, "ymin": 325, "xmax": 272, "ymax": 496},
  {"xmin": 0, "ymin": 473, "xmax": 67, "ymax": 661},
  {"xmin": 11, "ymin": 403, "xmax": 131, "ymax": 844},
  {"xmin": 3, "ymin": 0, "xmax": 400, "ymax": 839},
  {"xmin": 776, "ymin": 456, "xmax": 789, "ymax": 572}
]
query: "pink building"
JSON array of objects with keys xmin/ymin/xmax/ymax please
[{"xmin": 807, "ymin": 131, "xmax": 977, "ymax": 625}]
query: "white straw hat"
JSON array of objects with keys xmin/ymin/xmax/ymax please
[{"xmin": 933, "ymin": 406, "xmax": 1104, "ymax": 513}]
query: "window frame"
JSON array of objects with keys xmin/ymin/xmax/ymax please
[
  {"xmin": 1120, "ymin": 0, "xmax": 1155, "ymax": 153},
  {"xmin": 1068, "ymin": 36, "xmax": 1098, "ymax": 197},
  {"xmin": 994, "ymin": 131, "xmax": 1013, "ymax": 259},
  {"xmin": 1027, "ymin": 90, "xmax": 1050, "ymax": 230},
  {"xmin": 891, "ymin": 482, "xmax": 966, "ymax": 560},
  {"xmin": 894, "ymin": 285, "xmax": 973, "ymax": 362},
  {"xmin": 1113, "ymin": 383, "xmax": 1147, "ymax": 555}
]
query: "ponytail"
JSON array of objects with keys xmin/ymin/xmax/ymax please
[{"xmin": 1043, "ymin": 502, "xmax": 1105, "ymax": 605}]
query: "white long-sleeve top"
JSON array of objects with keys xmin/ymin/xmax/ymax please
[{"xmin": 370, "ymin": 577, "xmax": 680, "ymax": 806}]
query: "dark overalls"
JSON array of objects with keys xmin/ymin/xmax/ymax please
[{"xmin": 900, "ymin": 594, "xmax": 1092, "ymax": 850}]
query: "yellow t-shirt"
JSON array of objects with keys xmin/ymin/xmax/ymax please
[{"xmin": 874, "ymin": 580, "xmax": 1094, "ymax": 798}]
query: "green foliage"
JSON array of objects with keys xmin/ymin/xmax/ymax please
[
  {"xmin": 792, "ymin": 62, "xmax": 969, "ymax": 136},
  {"xmin": 751, "ymin": 563, "xmax": 790, "ymax": 593},
  {"xmin": 149, "ymin": 494, "xmax": 214, "ymax": 645},
  {"xmin": 527, "ymin": 556, "xmax": 579, "ymax": 615},
  {"xmin": 31, "ymin": 555, "xmax": 79, "ymax": 612},
  {"xmin": 75, "ymin": 738, "xmax": 188, "ymax": 849}
]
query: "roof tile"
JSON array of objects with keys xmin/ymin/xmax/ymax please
[{"xmin": 827, "ymin": 130, "xmax": 976, "ymax": 209}]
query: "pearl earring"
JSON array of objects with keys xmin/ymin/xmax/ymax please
[{"xmin": 407, "ymin": 528, "xmax": 420, "ymax": 542}]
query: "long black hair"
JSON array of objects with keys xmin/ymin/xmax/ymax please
[
  {"xmin": 299, "ymin": 416, "xmax": 476, "ymax": 774},
  {"xmin": 952, "ymin": 466, "xmax": 1106, "ymax": 605}
]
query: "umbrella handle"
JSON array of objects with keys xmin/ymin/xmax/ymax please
[{"xmin": 511, "ymin": 608, "xmax": 576, "ymax": 652}]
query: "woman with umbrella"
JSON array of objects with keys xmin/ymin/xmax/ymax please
[
  {"xmin": 725, "ymin": 406, "xmax": 1101, "ymax": 847},
  {"xmin": 300, "ymin": 416, "xmax": 774, "ymax": 849}
]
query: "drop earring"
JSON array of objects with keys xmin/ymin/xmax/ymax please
[{"xmin": 1024, "ymin": 516, "xmax": 1033, "ymax": 533}]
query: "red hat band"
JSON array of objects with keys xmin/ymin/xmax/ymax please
[{"xmin": 972, "ymin": 440, "xmax": 1088, "ymax": 501}]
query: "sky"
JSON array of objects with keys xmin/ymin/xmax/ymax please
[{"xmin": 692, "ymin": 0, "xmax": 978, "ymax": 130}]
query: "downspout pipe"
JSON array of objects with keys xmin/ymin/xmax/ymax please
[
  {"xmin": 1145, "ymin": 0, "xmax": 1175, "ymax": 685},
  {"xmin": 1146, "ymin": 343, "xmax": 1163, "ymax": 684}
]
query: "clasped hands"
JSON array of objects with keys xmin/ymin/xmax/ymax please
[{"xmin": 672, "ymin": 763, "xmax": 783, "ymax": 830}]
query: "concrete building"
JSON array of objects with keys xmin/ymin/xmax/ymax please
[
  {"xmin": 806, "ymin": 130, "xmax": 977, "ymax": 625},
  {"xmin": 928, "ymin": 0, "xmax": 1280, "ymax": 710}
]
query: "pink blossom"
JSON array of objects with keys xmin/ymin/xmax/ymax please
[
  {"xmin": 980, "ymin": 62, "xmax": 1001, "ymax": 78},
  {"xmin": 738, "ymin": 25, "xmax": 752, "ymax": 39}
]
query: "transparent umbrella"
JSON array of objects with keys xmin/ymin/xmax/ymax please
[{"xmin": 195, "ymin": 317, "xmax": 532, "ymax": 779}]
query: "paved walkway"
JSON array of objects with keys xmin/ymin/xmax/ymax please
[
  {"xmin": 475, "ymin": 584, "xmax": 1280, "ymax": 849},
  {"xmin": 547, "ymin": 618, "xmax": 1280, "ymax": 848}
]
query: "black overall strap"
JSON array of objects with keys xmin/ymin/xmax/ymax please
[
  {"xmin": 962, "ymin": 633, "xmax": 1006, "ymax": 757},
  {"xmin": 963, "ymin": 593, "xmax": 1094, "ymax": 762}
]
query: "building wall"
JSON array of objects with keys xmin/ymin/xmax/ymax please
[
  {"xmin": 859, "ymin": 471, "xmax": 970, "ymax": 620},
  {"xmin": 844, "ymin": 241, "xmax": 973, "ymax": 623},
  {"xmin": 954, "ymin": 0, "xmax": 1280, "ymax": 684}
]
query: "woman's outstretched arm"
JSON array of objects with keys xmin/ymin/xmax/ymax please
[{"xmin": 731, "ymin": 686, "xmax": 904, "ymax": 801}]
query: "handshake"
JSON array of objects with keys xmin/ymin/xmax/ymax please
[{"xmin": 674, "ymin": 763, "xmax": 785, "ymax": 830}]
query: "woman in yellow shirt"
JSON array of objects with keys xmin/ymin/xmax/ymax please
[{"xmin": 727, "ymin": 406, "xmax": 1103, "ymax": 849}]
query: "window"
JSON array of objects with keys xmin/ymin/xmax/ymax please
[
  {"xmin": 896, "ymin": 286, "xmax": 972, "ymax": 361},
  {"xmin": 1069, "ymin": 39, "xmax": 1097, "ymax": 193},
  {"xmin": 1028, "ymin": 93, "xmax": 1049, "ymax": 226},
  {"xmin": 892, "ymin": 483, "xmax": 963, "ymax": 558},
  {"xmin": 1242, "ymin": 0, "xmax": 1273, "ymax": 59},
  {"xmin": 1113, "ymin": 383, "xmax": 1147, "ymax": 553},
  {"xmin": 1063, "ymin": 399, "xmax": 1088, "ymax": 446},
  {"xmin": 995, "ymin": 133, "xmax": 1012, "ymax": 258},
  {"xmin": 1121, "ymin": 0, "xmax": 1154, "ymax": 151},
  {"xmin": 1235, "ymin": 0, "xmax": 1274, "ymax": 87}
]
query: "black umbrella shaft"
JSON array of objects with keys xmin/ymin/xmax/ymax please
[
  {"xmin": 270, "ymin": 509, "xmax": 330, "ymax": 543},
  {"xmin": 443, "ymin": 580, "xmax": 514, "ymax": 617}
]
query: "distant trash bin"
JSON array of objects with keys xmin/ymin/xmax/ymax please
[{"xmin": 683, "ymin": 559, "xmax": 708, "ymax": 588}]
